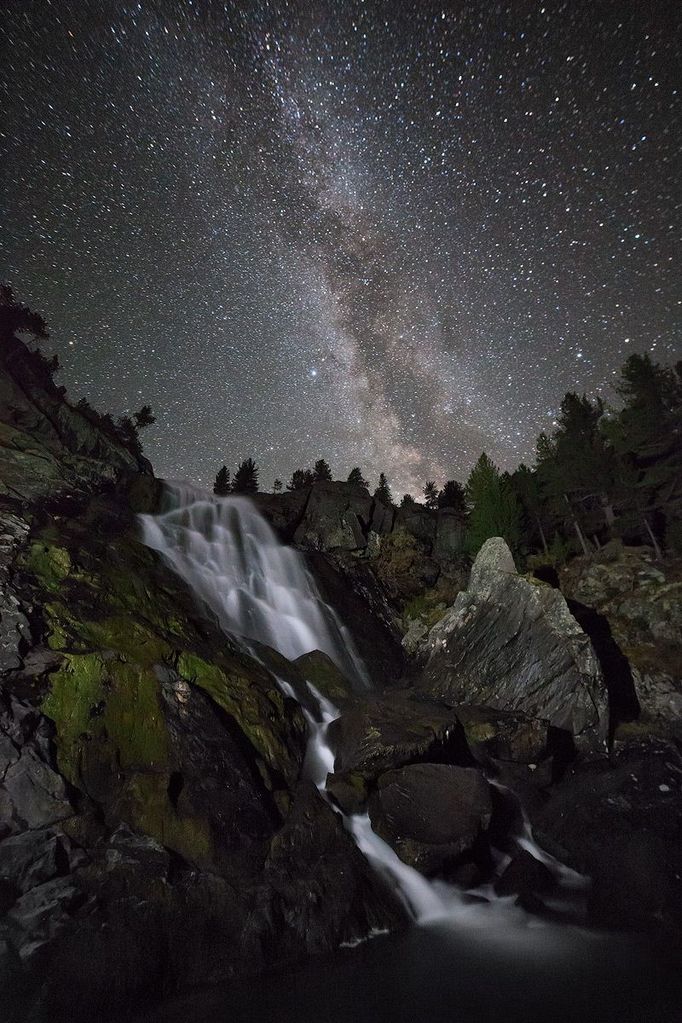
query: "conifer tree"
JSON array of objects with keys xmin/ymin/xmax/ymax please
[
  {"xmin": 133, "ymin": 405, "xmax": 155, "ymax": 430},
  {"xmin": 400, "ymin": 493, "xmax": 416, "ymax": 508},
  {"xmin": 374, "ymin": 472, "xmax": 393, "ymax": 506},
  {"xmin": 213, "ymin": 465, "xmax": 231, "ymax": 496},
  {"xmin": 423, "ymin": 481, "xmax": 439, "ymax": 510},
  {"xmin": 347, "ymin": 467, "xmax": 369, "ymax": 488},
  {"xmin": 232, "ymin": 457, "xmax": 259, "ymax": 494},
  {"xmin": 438, "ymin": 479, "xmax": 467, "ymax": 516},
  {"xmin": 273, "ymin": 479, "xmax": 282, "ymax": 493},
  {"xmin": 313, "ymin": 458, "xmax": 332, "ymax": 481},
  {"xmin": 287, "ymin": 468, "xmax": 314, "ymax": 491},
  {"xmin": 465, "ymin": 452, "xmax": 522, "ymax": 555}
]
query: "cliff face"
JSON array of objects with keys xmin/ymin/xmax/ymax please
[{"xmin": 0, "ymin": 336, "xmax": 403, "ymax": 1021}]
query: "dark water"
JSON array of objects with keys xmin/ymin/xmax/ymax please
[{"xmin": 140, "ymin": 917, "xmax": 682, "ymax": 1023}]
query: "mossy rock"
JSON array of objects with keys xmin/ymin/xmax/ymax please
[
  {"xmin": 25, "ymin": 542, "xmax": 72, "ymax": 591},
  {"xmin": 42, "ymin": 651, "xmax": 169, "ymax": 787}
]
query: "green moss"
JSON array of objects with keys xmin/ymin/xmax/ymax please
[
  {"xmin": 177, "ymin": 651, "xmax": 295, "ymax": 779},
  {"xmin": 25, "ymin": 542, "xmax": 72, "ymax": 591},
  {"xmin": 116, "ymin": 773, "xmax": 214, "ymax": 866},
  {"xmin": 42, "ymin": 651, "xmax": 168, "ymax": 785}
]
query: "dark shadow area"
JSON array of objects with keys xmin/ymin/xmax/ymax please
[{"xmin": 532, "ymin": 566, "xmax": 640, "ymax": 744}]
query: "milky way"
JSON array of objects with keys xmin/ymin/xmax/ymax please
[{"xmin": 1, "ymin": 1, "xmax": 680, "ymax": 496}]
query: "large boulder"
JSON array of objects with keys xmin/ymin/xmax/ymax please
[
  {"xmin": 367, "ymin": 763, "xmax": 493, "ymax": 875},
  {"xmin": 420, "ymin": 538, "xmax": 606, "ymax": 742}
]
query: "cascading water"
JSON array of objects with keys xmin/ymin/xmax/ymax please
[
  {"xmin": 139, "ymin": 481, "xmax": 369, "ymax": 687},
  {"xmin": 137, "ymin": 484, "xmax": 682, "ymax": 1023},
  {"xmin": 140, "ymin": 482, "xmax": 581, "ymax": 928}
]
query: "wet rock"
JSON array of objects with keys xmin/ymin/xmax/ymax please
[
  {"xmin": 265, "ymin": 782, "xmax": 406, "ymax": 952},
  {"xmin": 294, "ymin": 649, "xmax": 355, "ymax": 706},
  {"xmin": 528, "ymin": 737, "xmax": 682, "ymax": 937},
  {"xmin": 494, "ymin": 850, "xmax": 556, "ymax": 898},
  {"xmin": 328, "ymin": 691, "xmax": 471, "ymax": 782},
  {"xmin": 420, "ymin": 538, "xmax": 606, "ymax": 742},
  {"xmin": 368, "ymin": 763, "xmax": 493, "ymax": 875}
]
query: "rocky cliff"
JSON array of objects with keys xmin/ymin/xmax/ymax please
[{"xmin": 2, "ymin": 327, "xmax": 681, "ymax": 1021}]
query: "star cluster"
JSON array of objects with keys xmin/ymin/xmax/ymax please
[{"xmin": 1, "ymin": 0, "xmax": 680, "ymax": 495}]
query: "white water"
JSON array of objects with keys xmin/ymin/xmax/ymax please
[
  {"xmin": 140, "ymin": 483, "xmax": 586, "ymax": 933},
  {"xmin": 139, "ymin": 482, "xmax": 369, "ymax": 688}
]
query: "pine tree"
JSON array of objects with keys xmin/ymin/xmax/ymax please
[
  {"xmin": 273, "ymin": 478, "xmax": 282, "ymax": 493},
  {"xmin": 213, "ymin": 465, "xmax": 231, "ymax": 496},
  {"xmin": 400, "ymin": 493, "xmax": 416, "ymax": 508},
  {"xmin": 437, "ymin": 479, "xmax": 467, "ymax": 515},
  {"xmin": 510, "ymin": 463, "xmax": 548, "ymax": 555},
  {"xmin": 133, "ymin": 405, "xmax": 156, "ymax": 430},
  {"xmin": 232, "ymin": 457, "xmax": 259, "ymax": 494},
  {"xmin": 374, "ymin": 472, "xmax": 393, "ymax": 506},
  {"xmin": 423, "ymin": 481, "xmax": 439, "ymax": 510},
  {"xmin": 287, "ymin": 468, "xmax": 314, "ymax": 491},
  {"xmin": 313, "ymin": 458, "xmax": 332, "ymax": 482},
  {"xmin": 347, "ymin": 467, "xmax": 369, "ymax": 488},
  {"xmin": 465, "ymin": 452, "xmax": 522, "ymax": 555}
]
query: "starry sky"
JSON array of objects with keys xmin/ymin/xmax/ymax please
[{"xmin": 1, "ymin": 1, "xmax": 680, "ymax": 496}]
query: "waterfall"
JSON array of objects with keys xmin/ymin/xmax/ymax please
[
  {"xmin": 139, "ymin": 481, "xmax": 368, "ymax": 688},
  {"xmin": 140, "ymin": 482, "xmax": 584, "ymax": 931}
]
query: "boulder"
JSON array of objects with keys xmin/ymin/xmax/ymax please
[
  {"xmin": 494, "ymin": 849, "xmax": 556, "ymax": 898},
  {"xmin": 367, "ymin": 764, "xmax": 492, "ymax": 875},
  {"xmin": 420, "ymin": 538, "xmax": 606, "ymax": 742}
]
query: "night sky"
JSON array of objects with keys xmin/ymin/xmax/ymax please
[{"xmin": 1, "ymin": 1, "xmax": 680, "ymax": 496}]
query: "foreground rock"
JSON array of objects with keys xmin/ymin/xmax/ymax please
[
  {"xmin": 420, "ymin": 538, "xmax": 606, "ymax": 744},
  {"xmin": 368, "ymin": 764, "xmax": 493, "ymax": 876}
]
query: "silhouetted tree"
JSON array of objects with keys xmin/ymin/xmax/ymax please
[
  {"xmin": 273, "ymin": 478, "xmax": 283, "ymax": 493},
  {"xmin": 232, "ymin": 457, "xmax": 259, "ymax": 494},
  {"xmin": 0, "ymin": 285, "xmax": 48, "ymax": 340},
  {"xmin": 423, "ymin": 481, "xmax": 439, "ymax": 510},
  {"xmin": 133, "ymin": 405, "xmax": 156, "ymax": 430},
  {"xmin": 347, "ymin": 467, "xmax": 369, "ymax": 488},
  {"xmin": 465, "ymin": 452, "xmax": 522, "ymax": 555},
  {"xmin": 213, "ymin": 465, "xmax": 231, "ymax": 496},
  {"xmin": 313, "ymin": 458, "xmax": 332, "ymax": 482},
  {"xmin": 287, "ymin": 468, "xmax": 315, "ymax": 491},
  {"xmin": 400, "ymin": 494, "xmax": 416, "ymax": 508},
  {"xmin": 374, "ymin": 472, "xmax": 393, "ymax": 506},
  {"xmin": 438, "ymin": 479, "xmax": 467, "ymax": 515}
]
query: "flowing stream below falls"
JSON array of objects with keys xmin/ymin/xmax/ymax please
[{"xmin": 139, "ymin": 485, "xmax": 682, "ymax": 1023}]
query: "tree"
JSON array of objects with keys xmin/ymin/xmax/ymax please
[
  {"xmin": 0, "ymin": 285, "xmax": 48, "ymax": 340},
  {"xmin": 465, "ymin": 452, "xmax": 522, "ymax": 555},
  {"xmin": 347, "ymin": 467, "xmax": 369, "ymax": 488},
  {"xmin": 313, "ymin": 458, "xmax": 332, "ymax": 482},
  {"xmin": 287, "ymin": 468, "xmax": 314, "ymax": 491},
  {"xmin": 400, "ymin": 493, "xmax": 416, "ymax": 508},
  {"xmin": 213, "ymin": 465, "xmax": 231, "ymax": 496},
  {"xmin": 423, "ymin": 481, "xmax": 439, "ymax": 510},
  {"xmin": 605, "ymin": 353, "xmax": 682, "ymax": 554},
  {"xmin": 232, "ymin": 457, "xmax": 259, "ymax": 494},
  {"xmin": 535, "ymin": 392, "xmax": 618, "ymax": 553},
  {"xmin": 273, "ymin": 478, "xmax": 282, "ymax": 493},
  {"xmin": 438, "ymin": 479, "xmax": 467, "ymax": 516},
  {"xmin": 133, "ymin": 405, "xmax": 156, "ymax": 430},
  {"xmin": 509, "ymin": 463, "xmax": 549, "ymax": 555},
  {"xmin": 374, "ymin": 472, "xmax": 393, "ymax": 506}
]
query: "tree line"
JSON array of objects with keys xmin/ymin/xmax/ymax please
[{"xmin": 214, "ymin": 352, "xmax": 681, "ymax": 562}]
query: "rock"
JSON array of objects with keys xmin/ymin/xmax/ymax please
[
  {"xmin": 494, "ymin": 850, "xmax": 556, "ymax": 898},
  {"xmin": 294, "ymin": 650, "xmax": 354, "ymax": 706},
  {"xmin": 421, "ymin": 538, "xmax": 606, "ymax": 742},
  {"xmin": 528, "ymin": 737, "xmax": 682, "ymax": 937},
  {"xmin": 561, "ymin": 546, "xmax": 682, "ymax": 732},
  {"xmin": 0, "ymin": 828, "xmax": 75, "ymax": 896},
  {"xmin": 2, "ymin": 746, "xmax": 73, "ymax": 832},
  {"xmin": 368, "ymin": 764, "xmax": 492, "ymax": 875},
  {"xmin": 328, "ymin": 692, "xmax": 472, "ymax": 782},
  {"xmin": 265, "ymin": 783, "xmax": 406, "ymax": 952}
]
